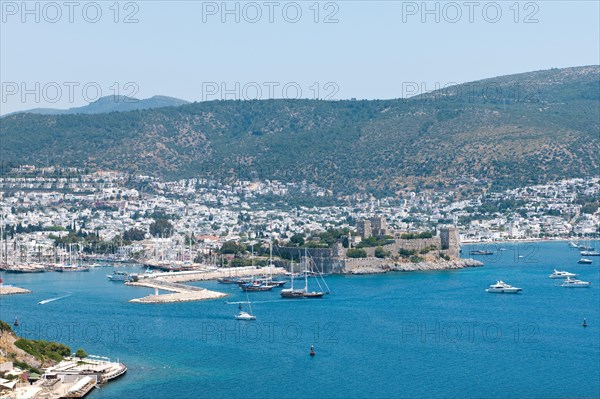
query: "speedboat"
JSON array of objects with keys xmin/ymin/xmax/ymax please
[
  {"xmin": 578, "ymin": 258, "xmax": 593, "ymax": 264},
  {"xmin": 234, "ymin": 311, "xmax": 256, "ymax": 320},
  {"xmin": 549, "ymin": 269, "xmax": 578, "ymax": 279},
  {"xmin": 486, "ymin": 281, "xmax": 522, "ymax": 293},
  {"xmin": 560, "ymin": 278, "xmax": 591, "ymax": 288},
  {"xmin": 107, "ymin": 271, "xmax": 130, "ymax": 281}
]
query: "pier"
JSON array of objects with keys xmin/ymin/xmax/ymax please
[
  {"xmin": 125, "ymin": 266, "xmax": 286, "ymax": 303},
  {"xmin": 0, "ymin": 286, "xmax": 31, "ymax": 296}
]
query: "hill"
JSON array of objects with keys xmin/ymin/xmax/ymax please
[
  {"xmin": 5, "ymin": 95, "xmax": 189, "ymax": 116},
  {"xmin": 1, "ymin": 66, "xmax": 598, "ymax": 196}
]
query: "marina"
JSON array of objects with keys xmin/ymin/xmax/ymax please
[{"xmin": 1, "ymin": 241, "xmax": 598, "ymax": 399}]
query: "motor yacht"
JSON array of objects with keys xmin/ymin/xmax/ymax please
[
  {"xmin": 549, "ymin": 269, "xmax": 578, "ymax": 279},
  {"xmin": 486, "ymin": 281, "xmax": 522, "ymax": 293},
  {"xmin": 560, "ymin": 277, "xmax": 591, "ymax": 288}
]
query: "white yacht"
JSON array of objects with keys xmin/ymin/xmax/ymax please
[
  {"xmin": 578, "ymin": 258, "xmax": 593, "ymax": 264},
  {"xmin": 486, "ymin": 281, "xmax": 522, "ymax": 293},
  {"xmin": 234, "ymin": 311, "xmax": 256, "ymax": 321},
  {"xmin": 107, "ymin": 270, "xmax": 130, "ymax": 281},
  {"xmin": 549, "ymin": 269, "xmax": 578, "ymax": 279},
  {"xmin": 560, "ymin": 278, "xmax": 591, "ymax": 288}
]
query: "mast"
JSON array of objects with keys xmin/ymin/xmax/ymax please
[
  {"xmin": 304, "ymin": 247, "xmax": 308, "ymax": 293},
  {"xmin": 290, "ymin": 258, "xmax": 294, "ymax": 290}
]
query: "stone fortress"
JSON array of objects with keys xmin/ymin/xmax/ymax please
[{"xmin": 277, "ymin": 217, "xmax": 469, "ymax": 274}]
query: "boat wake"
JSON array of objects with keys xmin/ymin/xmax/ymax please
[{"xmin": 38, "ymin": 294, "xmax": 71, "ymax": 305}]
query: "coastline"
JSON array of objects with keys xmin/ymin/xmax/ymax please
[
  {"xmin": 349, "ymin": 259, "xmax": 484, "ymax": 275},
  {"xmin": 461, "ymin": 237, "xmax": 599, "ymax": 244}
]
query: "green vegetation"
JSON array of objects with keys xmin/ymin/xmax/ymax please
[
  {"xmin": 0, "ymin": 319, "xmax": 14, "ymax": 333},
  {"xmin": 123, "ymin": 228, "xmax": 146, "ymax": 241},
  {"xmin": 75, "ymin": 348, "xmax": 88, "ymax": 358},
  {"xmin": 149, "ymin": 219, "xmax": 173, "ymax": 238},
  {"xmin": 347, "ymin": 248, "xmax": 368, "ymax": 258},
  {"xmin": 2, "ymin": 67, "xmax": 597, "ymax": 196},
  {"xmin": 220, "ymin": 241, "xmax": 247, "ymax": 255},
  {"xmin": 14, "ymin": 338, "xmax": 71, "ymax": 362},
  {"xmin": 289, "ymin": 234, "xmax": 305, "ymax": 246},
  {"xmin": 374, "ymin": 246, "xmax": 391, "ymax": 258},
  {"xmin": 409, "ymin": 255, "xmax": 424, "ymax": 263},
  {"xmin": 439, "ymin": 252, "xmax": 451, "ymax": 260},
  {"xmin": 398, "ymin": 248, "xmax": 417, "ymax": 257},
  {"xmin": 355, "ymin": 235, "xmax": 395, "ymax": 248},
  {"xmin": 419, "ymin": 245, "xmax": 438, "ymax": 254},
  {"xmin": 13, "ymin": 360, "xmax": 41, "ymax": 375},
  {"xmin": 400, "ymin": 232, "xmax": 433, "ymax": 239}
]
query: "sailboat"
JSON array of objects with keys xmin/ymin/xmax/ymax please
[
  {"xmin": 282, "ymin": 248, "xmax": 330, "ymax": 299},
  {"xmin": 281, "ymin": 259, "xmax": 305, "ymax": 298},
  {"xmin": 303, "ymin": 250, "xmax": 331, "ymax": 298},
  {"xmin": 234, "ymin": 292, "xmax": 256, "ymax": 320},
  {"xmin": 240, "ymin": 244, "xmax": 274, "ymax": 291}
]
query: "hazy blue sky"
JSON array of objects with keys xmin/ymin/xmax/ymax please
[{"xmin": 1, "ymin": 1, "xmax": 599, "ymax": 114}]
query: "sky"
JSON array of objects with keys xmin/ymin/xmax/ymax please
[{"xmin": 1, "ymin": 0, "xmax": 599, "ymax": 114}]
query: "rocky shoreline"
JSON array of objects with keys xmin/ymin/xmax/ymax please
[{"xmin": 348, "ymin": 259, "xmax": 484, "ymax": 275}]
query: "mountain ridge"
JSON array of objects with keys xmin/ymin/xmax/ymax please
[
  {"xmin": 1, "ymin": 66, "xmax": 598, "ymax": 196},
  {"xmin": 3, "ymin": 95, "xmax": 189, "ymax": 116}
]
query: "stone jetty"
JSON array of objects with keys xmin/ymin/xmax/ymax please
[
  {"xmin": 0, "ymin": 286, "xmax": 31, "ymax": 296},
  {"xmin": 126, "ymin": 266, "xmax": 286, "ymax": 303}
]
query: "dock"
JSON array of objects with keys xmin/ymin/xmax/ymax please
[
  {"xmin": 0, "ymin": 286, "xmax": 32, "ymax": 296},
  {"xmin": 126, "ymin": 266, "xmax": 286, "ymax": 303},
  {"xmin": 126, "ymin": 279, "xmax": 227, "ymax": 303}
]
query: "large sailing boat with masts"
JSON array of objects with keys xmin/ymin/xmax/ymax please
[{"xmin": 281, "ymin": 248, "xmax": 330, "ymax": 299}]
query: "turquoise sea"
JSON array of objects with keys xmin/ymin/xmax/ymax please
[{"xmin": 1, "ymin": 241, "xmax": 599, "ymax": 399}]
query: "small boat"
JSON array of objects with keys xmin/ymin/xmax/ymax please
[
  {"xmin": 281, "ymin": 260, "xmax": 306, "ymax": 298},
  {"xmin": 235, "ymin": 293, "xmax": 256, "ymax": 320},
  {"xmin": 235, "ymin": 311, "xmax": 256, "ymax": 320},
  {"xmin": 486, "ymin": 281, "xmax": 522, "ymax": 293},
  {"xmin": 568, "ymin": 241, "xmax": 579, "ymax": 248},
  {"xmin": 4, "ymin": 265, "xmax": 46, "ymax": 273},
  {"xmin": 578, "ymin": 258, "xmax": 593, "ymax": 264},
  {"xmin": 107, "ymin": 271, "xmax": 131, "ymax": 281},
  {"xmin": 240, "ymin": 282, "xmax": 274, "ymax": 292},
  {"xmin": 218, "ymin": 277, "xmax": 240, "ymax": 284},
  {"xmin": 580, "ymin": 251, "xmax": 600, "ymax": 256},
  {"xmin": 13, "ymin": 318, "xmax": 19, "ymax": 327},
  {"xmin": 258, "ymin": 277, "xmax": 287, "ymax": 287},
  {"xmin": 53, "ymin": 264, "xmax": 90, "ymax": 272},
  {"xmin": 549, "ymin": 269, "xmax": 578, "ymax": 279},
  {"xmin": 309, "ymin": 345, "xmax": 315, "ymax": 356},
  {"xmin": 560, "ymin": 277, "xmax": 591, "ymax": 288},
  {"xmin": 470, "ymin": 250, "xmax": 494, "ymax": 255},
  {"xmin": 281, "ymin": 289, "xmax": 305, "ymax": 298}
]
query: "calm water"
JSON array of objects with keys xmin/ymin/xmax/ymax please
[{"xmin": 1, "ymin": 241, "xmax": 599, "ymax": 399}]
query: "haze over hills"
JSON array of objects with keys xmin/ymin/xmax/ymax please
[
  {"xmin": 4, "ymin": 95, "xmax": 189, "ymax": 116},
  {"xmin": 1, "ymin": 66, "xmax": 598, "ymax": 196}
]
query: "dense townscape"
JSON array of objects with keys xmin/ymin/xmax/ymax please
[{"xmin": 1, "ymin": 165, "xmax": 598, "ymax": 265}]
